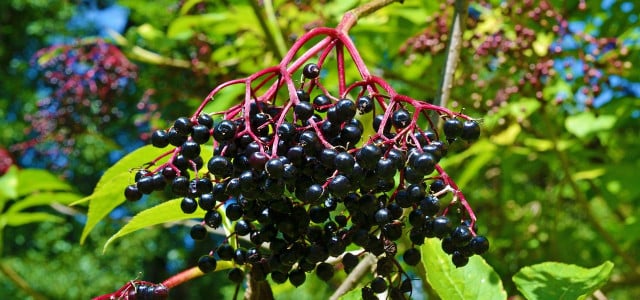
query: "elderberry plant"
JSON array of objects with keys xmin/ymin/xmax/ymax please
[{"xmin": 100, "ymin": 3, "xmax": 489, "ymax": 300}]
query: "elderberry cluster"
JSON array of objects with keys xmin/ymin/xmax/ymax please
[{"xmin": 124, "ymin": 58, "xmax": 487, "ymax": 298}]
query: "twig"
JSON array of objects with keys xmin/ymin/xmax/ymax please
[
  {"xmin": 245, "ymin": 270, "xmax": 274, "ymax": 300},
  {"xmin": 248, "ymin": 0, "xmax": 287, "ymax": 60},
  {"xmin": 329, "ymin": 253, "xmax": 377, "ymax": 300},
  {"xmin": 434, "ymin": 0, "xmax": 469, "ymax": 116}
]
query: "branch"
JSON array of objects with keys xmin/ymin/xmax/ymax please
[
  {"xmin": 329, "ymin": 253, "xmax": 377, "ymax": 300},
  {"xmin": 435, "ymin": 0, "xmax": 469, "ymax": 114},
  {"xmin": 249, "ymin": 0, "xmax": 287, "ymax": 60}
]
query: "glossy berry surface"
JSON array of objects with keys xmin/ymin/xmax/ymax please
[
  {"xmin": 302, "ymin": 63, "xmax": 320, "ymax": 79},
  {"xmin": 197, "ymin": 255, "xmax": 217, "ymax": 273}
]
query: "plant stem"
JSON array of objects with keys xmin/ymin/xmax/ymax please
[
  {"xmin": 330, "ymin": 253, "xmax": 376, "ymax": 300},
  {"xmin": 249, "ymin": 0, "xmax": 287, "ymax": 61},
  {"xmin": 161, "ymin": 260, "xmax": 233, "ymax": 289},
  {"xmin": 435, "ymin": 0, "xmax": 469, "ymax": 117},
  {"xmin": 161, "ymin": 266, "xmax": 204, "ymax": 288},
  {"xmin": 263, "ymin": 0, "xmax": 288, "ymax": 59}
]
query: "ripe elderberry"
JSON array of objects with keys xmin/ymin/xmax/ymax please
[
  {"xmin": 197, "ymin": 255, "xmax": 217, "ymax": 273},
  {"xmin": 302, "ymin": 63, "xmax": 320, "ymax": 79},
  {"xmin": 228, "ymin": 267, "xmax": 244, "ymax": 284}
]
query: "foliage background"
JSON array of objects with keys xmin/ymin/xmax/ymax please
[{"xmin": 0, "ymin": 0, "xmax": 638, "ymax": 299}]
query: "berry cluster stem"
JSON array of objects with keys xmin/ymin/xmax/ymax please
[{"xmin": 435, "ymin": 0, "xmax": 469, "ymax": 120}]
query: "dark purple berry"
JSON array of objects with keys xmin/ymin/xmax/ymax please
[
  {"xmin": 288, "ymin": 269, "xmax": 306, "ymax": 287},
  {"xmin": 228, "ymin": 267, "xmax": 244, "ymax": 284},
  {"xmin": 313, "ymin": 94, "xmax": 332, "ymax": 112},
  {"xmin": 316, "ymin": 262, "xmax": 334, "ymax": 281},
  {"xmin": 452, "ymin": 250, "xmax": 469, "ymax": 267},
  {"xmin": 190, "ymin": 224, "xmax": 207, "ymax": 240},
  {"xmin": 432, "ymin": 216, "xmax": 453, "ymax": 238},
  {"xmin": 328, "ymin": 175, "xmax": 351, "ymax": 197},
  {"xmin": 371, "ymin": 277, "xmax": 387, "ymax": 293},
  {"xmin": 403, "ymin": 248, "xmax": 421, "ymax": 266},
  {"xmin": 213, "ymin": 120, "xmax": 237, "ymax": 142},
  {"xmin": 356, "ymin": 96, "xmax": 374, "ymax": 114},
  {"xmin": 469, "ymin": 235, "xmax": 490, "ymax": 254},
  {"xmin": 204, "ymin": 210, "xmax": 223, "ymax": 228},
  {"xmin": 451, "ymin": 225, "xmax": 473, "ymax": 246},
  {"xmin": 191, "ymin": 124, "xmax": 211, "ymax": 144},
  {"xmin": 217, "ymin": 244, "xmax": 234, "ymax": 260},
  {"xmin": 173, "ymin": 117, "xmax": 193, "ymax": 136},
  {"xmin": 461, "ymin": 120, "xmax": 481, "ymax": 140},
  {"xmin": 136, "ymin": 176, "xmax": 155, "ymax": 194},
  {"xmin": 356, "ymin": 144, "xmax": 382, "ymax": 170},
  {"xmin": 124, "ymin": 185, "xmax": 143, "ymax": 201},
  {"xmin": 296, "ymin": 89, "xmax": 310, "ymax": 102},
  {"xmin": 198, "ymin": 255, "xmax": 217, "ymax": 273},
  {"xmin": 197, "ymin": 114, "xmax": 214, "ymax": 129},
  {"xmin": 151, "ymin": 130, "xmax": 169, "ymax": 148},
  {"xmin": 444, "ymin": 118, "xmax": 463, "ymax": 138},
  {"xmin": 392, "ymin": 108, "xmax": 411, "ymax": 129},
  {"xmin": 334, "ymin": 98, "xmax": 356, "ymax": 123},
  {"xmin": 181, "ymin": 197, "xmax": 198, "ymax": 214},
  {"xmin": 303, "ymin": 63, "xmax": 320, "ymax": 79},
  {"xmin": 295, "ymin": 101, "xmax": 314, "ymax": 120}
]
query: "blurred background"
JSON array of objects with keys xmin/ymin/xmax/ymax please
[{"xmin": 0, "ymin": 0, "xmax": 638, "ymax": 298}]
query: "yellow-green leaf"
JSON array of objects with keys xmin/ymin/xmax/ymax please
[
  {"xmin": 76, "ymin": 145, "xmax": 170, "ymax": 243},
  {"xmin": 565, "ymin": 112, "xmax": 616, "ymax": 139},
  {"xmin": 2, "ymin": 212, "xmax": 64, "ymax": 227},
  {"xmin": 421, "ymin": 238, "xmax": 507, "ymax": 300},
  {"xmin": 103, "ymin": 198, "xmax": 197, "ymax": 253},
  {"xmin": 0, "ymin": 166, "xmax": 18, "ymax": 204},
  {"xmin": 513, "ymin": 261, "xmax": 614, "ymax": 300},
  {"xmin": 17, "ymin": 169, "xmax": 73, "ymax": 197},
  {"xmin": 8, "ymin": 192, "xmax": 82, "ymax": 213}
]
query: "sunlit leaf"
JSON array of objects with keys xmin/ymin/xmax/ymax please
[
  {"xmin": 513, "ymin": 261, "xmax": 614, "ymax": 300},
  {"xmin": 0, "ymin": 166, "xmax": 19, "ymax": 205},
  {"xmin": 1, "ymin": 212, "xmax": 64, "ymax": 227},
  {"xmin": 420, "ymin": 238, "xmax": 507, "ymax": 300},
  {"xmin": 565, "ymin": 112, "xmax": 616, "ymax": 139},
  {"xmin": 167, "ymin": 13, "xmax": 229, "ymax": 40},
  {"xmin": 7, "ymin": 192, "xmax": 82, "ymax": 213},
  {"xmin": 76, "ymin": 145, "xmax": 170, "ymax": 243},
  {"xmin": 16, "ymin": 169, "xmax": 73, "ymax": 197},
  {"xmin": 103, "ymin": 198, "xmax": 198, "ymax": 252},
  {"xmin": 337, "ymin": 285, "xmax": 362, "ymax": 300}
]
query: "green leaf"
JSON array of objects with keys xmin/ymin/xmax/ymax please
[
  {"xmin": 16, "ymin": 169, "xmax": 73, "ymax": 196},
  {"xmin": 7, "ymin": 192, "xmax": 81, "ymax": 213},
  {"xmin": 513, "ymin": 261, "xmax": 614, "ymax": 300},
  {"xmin": 178, "ymin": 0, "xmax": 203, "ymax": 15},
  {"xmin": 76, "ymin": 145, "xmax": 170, "ymax": 243},
  {"xmin": 0, "ymin": 166, "xmax": 19, "ymax": 205},
  {"xmin": 1, "ymin": 212, "xmax": 64, "ymax": 227},
  {"xmin": 167, "ymin": 13, "xmax": 228, "ymax": 39},
  {"xmin": 420, "ymin": 238, "xmax": 507, "ymax": 300},
  {"xmin": 565, "ymin": 112, "xmax": 616, "ymax": 139},
  {"xmin": 103, "ymin": 198, "xmax": 197, "ymax": 252},
  {"xmin": 340, "ymin": 287, "xmax": 364, "ymax": 300}
]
